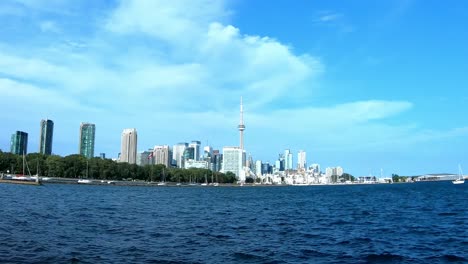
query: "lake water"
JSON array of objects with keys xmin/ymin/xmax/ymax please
[{"xmin": 0, "ymin": 182, "xmax": 466, "ymax": 263}]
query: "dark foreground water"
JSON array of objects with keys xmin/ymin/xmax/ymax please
[{"xmin": 0, "ymin": 182, "xmax": 467, "ymax": 264}]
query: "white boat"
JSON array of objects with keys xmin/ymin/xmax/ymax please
[
  {"xmin": 78, "ymin": 179, "xmax": 92, "ymax": 184},
  {"xmin": 201, "ymin": 174, "xmax": 208, "ymax": 186},
  {"xmin": 452, "ymin": 165, "xmax": 465, "ymax": 184},
  {"xmin": 157, "ymin": 168, "xmax": 167, "ymax": 185}
]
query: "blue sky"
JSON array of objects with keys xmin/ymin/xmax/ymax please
[{"xmin": 1, "ymin": 0, "xmax": 468, "ymax": 176}]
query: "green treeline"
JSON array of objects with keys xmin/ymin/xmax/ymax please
[{"xmin": 0, "ymin": 151, "xmax": 236, "ymax": 183}]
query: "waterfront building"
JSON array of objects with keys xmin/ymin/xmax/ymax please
[
  {"xmin": 247, "ymin": 154, "xmax": 255, "ymax": 171},
  {"xmin": 136, "ymin": 150, "xmax": 152, "ymax": 166},
  {"xmin": 153, "ymin": 145, "xmax": 171, "ymax": 167},
  {"xmin": 183, "ymin": 147, "xmax": 195, "ymax": 162},
  {"xmin": 10, "ymin": 131, "xmax": 28, "ymax": 155},
  {"xmin": 203, "ymin": 145, "xmax": 212, "ymax": 158},
  {"xmin": 325, "ymin": 166, "xmax": 344, "ymax": 182},
  {"xmin": 172, "ymin": 142, "xmax": 188, "ymax": 168},
  {"xmin": 212, "ymin": 150, "xmax": 222, "ymax": 172},
  {"xmin": 284, "ymin": 149, "xmax": 293, "ymax": 170},
  {"xmin": 79, "ymin": 123, "xmax": 95, "ymax": 159},
  {"xmin": 261, "ymin": 162, "xmax": 270, "ymax": 175},
  {"xmin": 297, "ymin": 150, "xmax": 306, "ymax": 170},
  {"xmin": 222, "ymin": 146, "xmax": 245, "ymax": 180},
  {"xmin": 184, "ymin": 160, "xmax": 209, "ymax": 169},
  {"xmin": 255, "ymin": 160, "xmax": 262, "ymax": 176},
  {"xmin": 189, "ymin": 141, "xmax": 201, "ymax": 161},
  {"xmin": 120, "ymin": 128, "xmax": 137, "ymax": 164},
  {"xmin": 39, "ymin": 119, "xmax": 54, "ymax": 155},
  {"xmin": 310, "ymin": 164, "xmax": 320, "ymax": 174}
]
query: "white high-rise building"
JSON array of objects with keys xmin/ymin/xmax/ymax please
[
  {"xmin": 222, "ymin": 146, "xmax": 245, "ymax": 181},
  {"xmin": 255, "ymin": 160, "xmax": 262, "ymax": 176},
  {"xmin": 172, "ymin": 143, "xmax": 188, "ymax": 168},
  {"xmin": 189, "ymin": 140, "xmax": 201, "ymax": 161},
  {"xmin": 153, "ymin": 145, "xmax": 171, "ymax": 167},
  {"xmin": 297, "ymin": 150, "xmax": 306, "ymax": 170},
  {"xmin": 120, "ymin": 128, "xmax": 137, "ymax": 164},
  {"xmin": 284, "ymin": 149, "xmax": 293, "ymax": 170}
]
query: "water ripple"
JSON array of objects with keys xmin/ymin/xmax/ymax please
[{"xmin": 0, "ymin": 182, "xmax": 466, "ymax": 263}]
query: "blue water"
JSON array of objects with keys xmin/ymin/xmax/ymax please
[{"xmin": 0, "ymin": 182, "xmax": 466, "ymax": 264}]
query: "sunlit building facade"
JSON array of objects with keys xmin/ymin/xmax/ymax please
[{"xmin": 79, "ymin": 123, "xmax": 95, "ymax": 158}]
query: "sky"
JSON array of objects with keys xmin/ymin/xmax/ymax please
[{"xmin": 1, "ymin": 0, "xmax": 468, "ymax": 176}]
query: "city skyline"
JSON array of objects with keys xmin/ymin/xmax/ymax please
[{"xmin": 1, "ymin": 1, "xmax": 468, "ymax": 176}]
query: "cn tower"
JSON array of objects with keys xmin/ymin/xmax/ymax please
[{"xmin": 238, "ymin": 97, "xmax": 246, "ymax": 150}]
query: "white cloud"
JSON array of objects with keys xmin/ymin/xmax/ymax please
[
  {"xmin": 318, "ymin": 13, "xmax": 342, "ymax": 22},
  {"xmin": 2, "ymin": 0, "xmax": 466, "ymax": 173},
  {"xmin": 39, "ymin": 20, "xmax": 60, "ymax": 33}
]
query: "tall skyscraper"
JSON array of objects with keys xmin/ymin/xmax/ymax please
[
  {"xmin": 189, "ymin": 140, "xmax": 201, "ymax": 161},
  {"xmin": 255, "ymin": 160, "xmax": 262, "ymax": 176},
  {"xmin": 153, "ymin": 145, "xmax": 171, "ymax": 167},
  {"xmin": 212, "ymin": 150, "xmax": 222, "ymax": 172},
  {"xmin": 222, "ymin": 146, "xmax": 245, "ymax": 180},
  {"xmin": 297, "ymin": 150, "xmax": 306, "ymax": 170},
  {"xmin": 238, "ymin": 97, "xmax": 246, "ymax": 151},
  {"xmin": 172, "ymin": 142, "xmax": 188, "ymax": 168},
  {"xmin": 120, "ymin": 128, "xmax": 137, "ymax": 164},
  {"xmin": 79, "ymin": 123, "xmax": 95, "ymax": 158},
  {"xmin": 10, "ymin": 131, "xmax": 28, "ymax": 155},
  {"xmin": 183, "ymin": 147, "xmax": 195, "ymax": 161},
  {"xmin": 284, "ymin": 149, "xmax": 293, "ymax": 170},
  {"xmin": 39, "ymin": 119, "xmax": 54, "ymax": 155},
  {"xmin": 203, "ymin": 145, "xmax": 212, "ymax": 158}
]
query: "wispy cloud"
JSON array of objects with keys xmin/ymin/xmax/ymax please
[
  {"xmin": 318, "ymin": 13, "xmax": 342, "ymax": 23},
  {"xmin": 39, "ymin": 20, "xmax": 60, "ymax": 33}
]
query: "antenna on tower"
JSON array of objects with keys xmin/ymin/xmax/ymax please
[{"xmin": 238, "ymin": 97, "xmax": 246, "ymax": 150}]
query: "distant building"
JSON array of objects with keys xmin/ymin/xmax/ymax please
[
  {"xmin": 184, "ymin": 160, "xmax": 209, "ymax": 169},
  {"xmin": 79, "ymin": 122, "xmax": 95, "ymax": 159},
  {"xmin": 172, "ymin": 142, "xmax": 188, "ymax": 168},
  {"xmin": 189, "ymin": 140, "xmax": 201, "ymax": 161},
  {"xmin": 284, "ymin": 149, "xmax": 293, "ymax": 170},
  {"xmin": 261, "ymin": 162, "xmax": 270, "ymax": 175},
  {"xmin": 183, "ymin": 147, "xmax": 195, "ymax": 163},
  {"xmin": 255, "ymin": 160, "xmax": 262, "ymax": 176},
  {"xmin": 120, "ymin": 128, "xmax": 137, "ymax": 164},
  {"xmin": 310, "ymin": 164, "xmax": 320, "ymax": 174},
  {"xmin": 137, "ymin": 150, "xmax": 152, "ymax": 166},
  {"xmin": 39, "ymin": 119, "xmax": 54, "ymax": 155},
  {"xmin": 10, "ymin": 131, "xmax": 28, "ymax": 155},
  {"xmin": 212, "ymin": 150, "xmax": 222, "ymax": 172},
  {"xmin": 153, "ymin": 145, "xmax": 171, "ymax": 167},
  {"xmin": 203, "ymin": 145, "xmax": 212, "ymax": 158},
  {"xmin": 297, "ymin": 150, "xmax": 306, "ymax": 170},
  {"xmin": 222, "ymin": 146, "xmax": 245, "ymax": 180},
  {"xmin": 100, "ymin": 153, "xmax": 106, "ymax": 159},
  {"xmin": 326, "ymin": 166, "xmax": 344, "ymax": 182}
]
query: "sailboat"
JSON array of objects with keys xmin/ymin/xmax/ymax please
[
  {"xmin": 452, "ymin": 165, "xmax": 465, "ymax": 184},
  {"xmin": 78, "ymin": 160, "xmax": 92, "ymax": 184},
  {"xmin": 212, "ymin": 171, "xmax": 219, "ymax": 186},
  {"xmin": 157, "ymin": 168, "xmax": 167, "ymax": 186},
  {"xmin": 201, "ymin": 174, "xmax": 208, "ymax": 186},
  {"xmin": 0, "ymin": 153, "xmax": 41, "ymax": 185}
]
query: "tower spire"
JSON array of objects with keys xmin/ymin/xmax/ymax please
[{"xmin": 238, "ymin": 97, "xmax": 246, "ymax": 150}]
